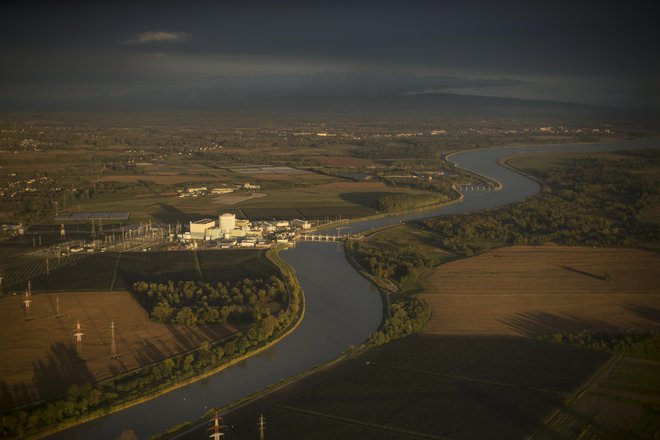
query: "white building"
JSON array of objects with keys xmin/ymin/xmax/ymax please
[
  {"xmin": 291, "ymin": 219, "xmax": 311, "ymax": 229},
  {"xmin": 211, "ymin": 187, "xmax": 234, "ymax": 194},
  {"xmin": 219, "ymin": 213, "xmax": 236, "ymax": 232},
  {"xmin": 189, "ymin": 218, "xmax": 216, "ymax": 240}
]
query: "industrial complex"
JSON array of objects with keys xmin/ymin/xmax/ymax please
[{"xmin": 185, "ymin": 213, "xmax": 312, "ymax": 247}]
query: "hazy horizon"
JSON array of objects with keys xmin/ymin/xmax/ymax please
[{"xmin": 1, "ymin": 0, "xmax": 658, "ymax": 113}]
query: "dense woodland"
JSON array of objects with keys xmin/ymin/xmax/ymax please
[
  {"xmin": 368, "ymin": 298, "xmax": 431, "ymax": 346},
  {"xmin": 133, "ymin": 277, "xmax": 287, "ymax": 325},
  {"xmin": 346, "ymin": 241, "xmax": 435, "ymax": 289},
  {"xmin": 422, "ymin": 152, "xmax": 660, "ymax": 253},
  {"xmin": 377, "ymin": 193, "xmax": 449, "ymax": 212}
]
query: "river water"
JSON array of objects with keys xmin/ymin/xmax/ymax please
[{"xmin": 47, "ymin": 137, "xmax": 658, "ymax": 440}]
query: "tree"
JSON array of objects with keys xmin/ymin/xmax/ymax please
[
  {"xmin": 175, "ymin": 307, "xmax": 197, "ymax": 326},
  {"xmin": 150, "ymin": 300, "xmax": 173, "ymax": 322}
]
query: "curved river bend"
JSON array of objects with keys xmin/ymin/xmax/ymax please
[{"xmin": 48, "ymin": 137, "xmax": 659, "ymax": 440}]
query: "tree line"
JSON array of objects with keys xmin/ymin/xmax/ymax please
[
  {"xmin": 540, "ymin": 330, "xmax": 660, "ymax": 360},
  {"xmin": 377, "ymin": 193, "xmax": 449, "ymax": 213},
  {"xmin": 368, "ymin": 297, "xmax": 431, "ymax": 346}
]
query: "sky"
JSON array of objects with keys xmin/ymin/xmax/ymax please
[{"xmin": 1, "ymin": 0, "xmax": 658, "ymax": 112}]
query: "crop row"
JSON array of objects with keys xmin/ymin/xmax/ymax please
[
  {"xmin": 282, "ymin": 364, "xmax": 560, "ymax": 440},
  {"xmin": 371, "ymin": 335, "xmax": 610, "ymax": 395}
]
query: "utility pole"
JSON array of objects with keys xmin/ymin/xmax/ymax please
[
  {"xmin": 110, "ymin": 321, "xmax": 117, "ymax": 358},
  {"xmin": 207, "ymin": 411, "xmax": 227, "ymax": 440},
  {"xmin": 258, "ymin": 414, "xmax": 266, "ymax": 440},
  {"xmin": 23, "ymin": 282, "xmax": 32, "ymax": 320},
  {"xmin": 73, "ymin": 320, "xmax": 84, "ymax": 359}
]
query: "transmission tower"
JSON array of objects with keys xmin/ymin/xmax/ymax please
[
  {"xmin": 208, "ymin": 411, "xmax": 227, "ymax": 440},
  {"xmin": 23, "ymin": 282, "xmax": 32, "ymax": 320},
  {"xmin": 259, "ymin": 414, "xmax": 266, "ymax": 440},
  {"xmin": 110, "ymin": 321, "xmax": 117, "ymax": 358},
  {"xmin": 73, "ymin": 320, "xmax": 84, "ymax": 359}
]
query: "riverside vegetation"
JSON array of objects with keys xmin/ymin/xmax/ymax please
[
  {"xmin": 422, "ymin": 149, "xmax": 660, "ymax": 253},
  {"xmin": 0, "ymin": 249, "xmax": 303, "ymax": 439}
]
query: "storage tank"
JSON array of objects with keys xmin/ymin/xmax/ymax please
[{"xmin": 219, "ymin": 213, "xmax": 236, "ymax": 232}]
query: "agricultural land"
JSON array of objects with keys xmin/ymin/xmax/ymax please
[
  {"xmin": 171, "ymin": 334, "xmax": 613, "ymax": 440},
  {"xmin": 0, "ymin": 248, "xmax": 280, "ymax": 409},
  {"xmin": 420, "ymin": 245, "xmax": 660, "ymax": 336}
]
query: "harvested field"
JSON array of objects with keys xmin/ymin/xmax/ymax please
[
  {"xmin": 211, "ymin": 192, "xmax": 266, "ymax": 205},
  {"xmin": 421, "ymin": 246, "xmax": 660, "ymax": 336},
  {"xmin": 0, "ymin": 291, "xmax": 240, "ymax": 409}
]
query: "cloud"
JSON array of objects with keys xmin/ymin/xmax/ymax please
[{"xmin": 125, "ymin": 31, "xmax": 190, "ymax": 44}]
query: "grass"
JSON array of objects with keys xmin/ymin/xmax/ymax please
[
  {"xmin": 365, "ymin": 223, "xmax": 455, "ymax": 263},
  {"xmin": 24, "ymin": 249, "xmax": 280, "ymax": 292}
]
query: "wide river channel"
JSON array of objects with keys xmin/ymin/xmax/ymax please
[{"xmin": 48, "ymin": 137, "xmax": 659, "ymax": 439}]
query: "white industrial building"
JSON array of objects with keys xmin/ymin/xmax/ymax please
[
  {"xmin": 189, "ymin": 218, "xmax": 216, "ymax": 240},
  {"xmin": 219, "ymin": 213, "xmax": 236, "ymax": 232},
  {"xmin": 291, "ymin": 219, "xmax": 311, "ymax": 229}
]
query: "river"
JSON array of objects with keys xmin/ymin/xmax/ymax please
[{"xmin": 47, "ymin": 137, "xmax": 659, "ymax": 440}]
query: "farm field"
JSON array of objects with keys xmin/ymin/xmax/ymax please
[
  {"xmin": 9, "ymin": 249, "xmax": 280, "ymax": 293},
  {"xmin": 536, "ymin": 356, "xmax": 660, "ymax": 440},
  {"xmin": 174, "ymin": 335, "xmax": 611, "ymax": 440},
  {"xmin": 420, "ymin": 245, "xmax": 660, "ymax": 336},
  {"xmin": 0, "ymin": 249, "xmax": 278, "ymax": 409},
  {"xmin": 68, "ymin": 180, "xmax": 430, "ymax": 223},
  {"xmin": 0, "ymin": 290, "xmax": 241, "ymax": 410}
]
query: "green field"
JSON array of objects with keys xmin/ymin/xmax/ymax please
[
  {"xmin": 537, "ymin": 357, "xmax": 660, "ymax": 440},
  {"xmin": 173, "ymin": 335, "xmax": 612, "ymax": 440},
  {"xmin": 6, "ymin": 249, "xmax": 279, "ymax": 293},
  {"xmin": 365, "ymin": 223, "xmax": 455, "ymax": 262}
]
